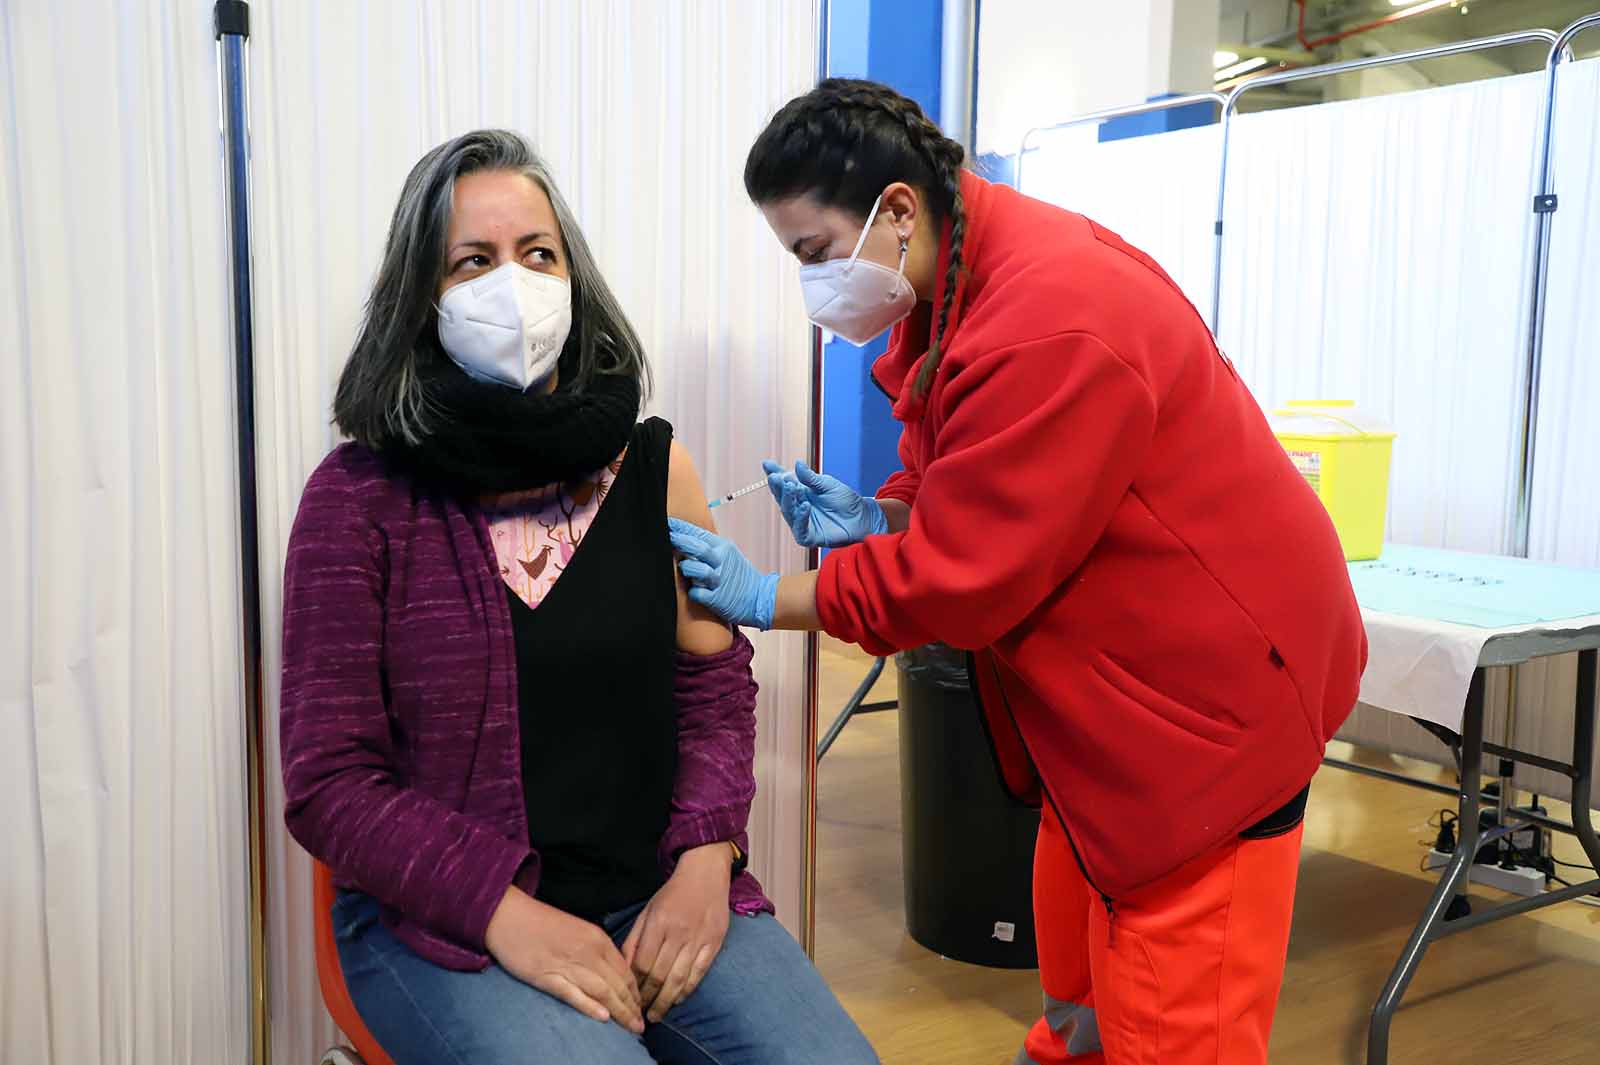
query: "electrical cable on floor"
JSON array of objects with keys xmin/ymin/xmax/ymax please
[{"xmin": 1415, "ymin": 804, "xmax": 1600, "ymax": 900}]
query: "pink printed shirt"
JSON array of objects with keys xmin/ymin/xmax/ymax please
[{"xmin": 482, "ymin": 455, "xmax": 624, "ymax": 609}]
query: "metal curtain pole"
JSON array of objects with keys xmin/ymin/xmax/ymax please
[
  {"xmin": 1511, "ymin": 11, "xmax": 1600, "ymax": 557},
  {"xmin": 1204, "ymin": 27, "xmax": 1562, "ymax": 915},
  {"xmin": 1209, "ymin": 28, "xmax": 1561, "ymax": 337},
  {"xmin": 214, "ymin": 2, "xmax": 268, "ymax": 1063},
  {"xmin": 940, "ymin": 0, "xmax": 978, "ymax": 150},
  {"xmin": 1499, "ymin": 11, "xmax": 1600, "ymax": 848},
  {"xmin": 800, "ymin": 0, "xmax": 830, "ymax": 962},
  {"xmin": 1012, "ymin": 93, "xmax": 1226, "ymax": 196}
]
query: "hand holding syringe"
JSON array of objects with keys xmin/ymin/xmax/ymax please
[{"xmin": 711, "ymin": 462, "xmax": 888, "ymax": 548}]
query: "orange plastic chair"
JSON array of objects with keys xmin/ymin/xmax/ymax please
[{"xmin": 314, "ymin": 860, "xmax": 397, "ymax": 1065}]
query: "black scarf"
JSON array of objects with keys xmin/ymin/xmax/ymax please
[{"xmin": 386, "ymin": 360, "xmax": 641, "ymax": 495}]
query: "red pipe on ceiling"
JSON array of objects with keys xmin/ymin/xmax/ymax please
[{"xmin": 1296, "ymin": 0, "xmax": 1456, "ymax": 52}]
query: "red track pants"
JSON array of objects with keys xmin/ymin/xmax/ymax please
[{"xmin": 1017, "ymin": 802, "xmax": 1302, "ymax": 1065}]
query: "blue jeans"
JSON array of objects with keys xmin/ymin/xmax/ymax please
[{"xmin": 333, "ymin": 891, "xmax": 879, "ymax": 1065}]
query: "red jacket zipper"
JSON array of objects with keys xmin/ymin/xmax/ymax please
[
  {"xmin": 982, "ymin": 656, "xmax": 1118, "ymax": 940},
  {"xmin": 1044, "ymin": 787, "xmax": 1118, "ymax": 943}
]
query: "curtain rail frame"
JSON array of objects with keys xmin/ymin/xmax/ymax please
[
  {"xmin": 1005, "ymin": 19, "xmax": 1595, "ymax": 555},
  {"xmin": 1012, "ymin": 92, "xmax": 1227, "ymax": 196},
  {"xmin": 214, "ymin": 2, "xmax": 268, "ymax": 1064}
]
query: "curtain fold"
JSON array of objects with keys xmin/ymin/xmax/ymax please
[
  {"xmin": 0, "ymin": 3, "xmax": 249, "ymax": 1063},
  {"xmin": 246, "ymin": 4, "xmax": 817, "ymax": 1061}
]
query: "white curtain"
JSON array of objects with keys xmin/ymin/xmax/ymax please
[
  {"xmin": 1528, "ymin": 56, "xmax": 1600, "ymax": 568},
  {"xmin": 1215, "ymin": 73, "xmax": 1548, "ymax": 555},
  {"xmin": 1014, "ymin": 65, "xmax": 1600, "ymax": 805},
  {"xmin": 1022, "ymin": 72, "xmax": 1557, "ymax": 555},
  {"xmin": 1020, "ymin": 120, "xmax": 1221, "ymax": 320},
  {"xmin": 1, "ymin": 3, "xmax": 249, "ymax": 1064},
  {"xmin": 245, "ymin": 3, "xmax": 818, "ymax": 1062}
]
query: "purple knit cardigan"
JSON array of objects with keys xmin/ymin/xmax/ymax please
[{"xmin": 279, "ymin": 443, "xmax": 772, "ymax": 971}]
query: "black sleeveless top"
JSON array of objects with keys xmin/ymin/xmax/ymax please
[{"xmin": 509, "ymin": 418, "xmax": 679, "ymax": 921}]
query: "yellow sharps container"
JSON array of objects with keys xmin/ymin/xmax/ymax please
[{"xmin": 1267, "ymin": 401, "xmax": 1396, "ymax": 562}]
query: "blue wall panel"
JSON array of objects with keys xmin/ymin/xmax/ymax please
[{"xmin": 819, "ymin": 0, "xmax": 943, "ymax": 493}]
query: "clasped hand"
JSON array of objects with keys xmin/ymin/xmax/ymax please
[{"xmin": 485, "ymin": 844, "xmax": 734, "ymax": 1030}]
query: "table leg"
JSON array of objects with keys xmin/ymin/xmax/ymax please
[
  {"xmin": 1367, "ymin": 669, "xmax": 1486, "ymax": 1064},
  {"xmin": 1569, "ymin": 650, "xmax": 1600, "ymax": 873},
  {"xmin": 816, "ymin": 656, "xmax": 887, "ymax": 762}
]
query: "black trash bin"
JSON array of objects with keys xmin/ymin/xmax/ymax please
[{"xmin": 897, "ymin": 644, "xmax": 1039, "ymax": 968}]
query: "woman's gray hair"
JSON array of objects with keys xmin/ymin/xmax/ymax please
[{"xmin": 334, "ymin": 129, "xmax": 650, "ymax": 449}]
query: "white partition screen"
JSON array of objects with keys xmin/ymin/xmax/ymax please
[{"xmin": 1021, "ymin": 71, "xmax": 1564, "ymax": 556}]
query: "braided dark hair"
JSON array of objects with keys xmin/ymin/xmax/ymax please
[{"xmin": 744, "ymin": 78, "xmax": 965, "ymax": 398}]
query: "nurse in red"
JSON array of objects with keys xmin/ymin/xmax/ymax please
[{"xmin": 670, "ymin": 79, "xmax": 1367, "ymax": 1064}]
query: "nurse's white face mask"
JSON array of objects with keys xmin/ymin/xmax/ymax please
[
  {"xmin": 799, "ymin": 192, "xmax": 915, "ymax": 346},
  {"xmin": 436, "ymin": 261, "xmax": 573, "ymax": 391}
]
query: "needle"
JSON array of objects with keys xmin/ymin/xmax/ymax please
[{"xmin": 708, "ymin": 479, "xmax": 769, "ymax": 509}]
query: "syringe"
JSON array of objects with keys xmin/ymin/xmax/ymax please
[{"xmin": 708, "ymin": 479, "xmax": 769, "ymax": 509}]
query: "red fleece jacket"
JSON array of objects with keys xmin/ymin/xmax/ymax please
[{"xmin": 817, "ymin": 172, "xmax": 1366, "ymax": 899}]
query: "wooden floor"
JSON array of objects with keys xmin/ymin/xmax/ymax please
[{"xmin": 813, "ymin": 640, "xmax": 1600, "ymax": 1065}]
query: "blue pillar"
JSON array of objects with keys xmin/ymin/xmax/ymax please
[{"xmin": 821, "ymin": 0, "xmax": 944, "ymax": 495}]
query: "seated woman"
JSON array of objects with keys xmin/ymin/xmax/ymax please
[{"xmin": 279, "ymin": 128, "xmax": 877, "ymax": 1065}]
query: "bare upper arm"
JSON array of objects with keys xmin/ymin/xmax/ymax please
[{"xmin": 667, "ymin": 438, "xmax": 737, "ymax": 655}]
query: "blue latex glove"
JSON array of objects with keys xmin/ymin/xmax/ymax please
[
  {"xmin": 668, "ymin": 518, "xmax": 780, "ymax": 631},
  {"xmin": 761, "ymin": 460, "xmax": 889, "ymax": 549}
]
